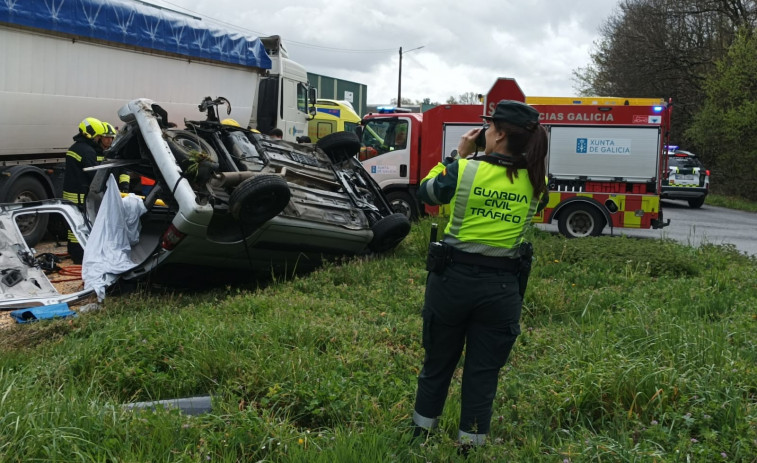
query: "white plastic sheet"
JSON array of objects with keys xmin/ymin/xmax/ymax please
[{"xmin": 82, "ymin": 175, "xmax": 147, "ymax": 301}]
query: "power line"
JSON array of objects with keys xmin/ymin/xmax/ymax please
[{"xmin": 152, "ymin": 0, "xmax": 397, "ymax": 54}]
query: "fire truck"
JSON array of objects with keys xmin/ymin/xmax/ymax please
[{"xmin": 358, "ymin": 78, "xmax": 671, "ymax": 238}]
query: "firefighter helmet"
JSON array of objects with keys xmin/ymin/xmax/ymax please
[
  {"xmin": 221, "ymin": 118, "xmax": 241, "ymax": 127},
  {"xmin": 101, "ymin": 121, "xmax": 117, "ymax": 138},
  {"xmin": 78, "ymin": 117, "xmax": 106, "ymax": 139}
]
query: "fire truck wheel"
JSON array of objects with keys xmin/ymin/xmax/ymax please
[
  {"xmin": 316, "ymin": 132, "xmax": 361, "ymax": 163},
  {"xmin": 368, "ymin": 213, "xmax": 411, "ymax": 252},
  {"xmin": 229, "ymin": 175, "xmax": 291, "ymax": 229},
  {"xmin": 557, "ymin": 203, "xmax": 605, "ymax": 238},
  {"xmin": 386, "ymin": 191, "xmax": 419, "ymax": 221},
  {"xmin": 7, "ymin": 176, "xmax": 50, "ymax": 246},
  {"xmin": 688, "ymin": 197, "xmax": 706, "ymax": 208}
]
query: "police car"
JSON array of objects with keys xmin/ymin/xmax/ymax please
[{"xmin": 661, "ymin": 147, "xmax": 710, "ymax": 208}]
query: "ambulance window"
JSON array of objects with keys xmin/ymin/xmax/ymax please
[
  {"xmin": 344, "ymin": 121, "xmax": 359, "ymax": 135},
  {"xmin": 316, "ymin": 121, "xmax": 335, "ymax": 138}
]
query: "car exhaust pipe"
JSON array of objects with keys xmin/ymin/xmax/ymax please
[{"xmin": 209, "ymin": 171, "xmax": 255, "ymax": 188}]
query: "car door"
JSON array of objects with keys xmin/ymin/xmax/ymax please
[{"xmin": 0, "ymin": 200, "xmax": 96, "ymax": 309}]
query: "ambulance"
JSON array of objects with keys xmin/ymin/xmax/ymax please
[{"xmin": 308, "ymin": 99, "xmax": 361, "ymax": 143}]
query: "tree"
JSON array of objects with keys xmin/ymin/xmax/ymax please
[
  {"xmin": 418, "ymin": 97, "xmax": 440, "ymax": 105},
  {"xmin": 573, "ymin": 0, "xmax": 757, "ymax": 142},
  {"xmin": 685, "ymin": 28, "xmax": 757, "ymax": 199},
  {"xmin": 457, "ymin": 92, "xmax": 482, "ymax": 104},
  {"xmin": 445, "ymin": 92, "xmax": 483, "ymax": 105},
  {"xmin": 389, "ymin": 97, "xmax": 415, "ymax": 106}
]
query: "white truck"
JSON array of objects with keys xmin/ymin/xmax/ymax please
[{"xmin": 0, "ymin": 0, "xmax": 315, "ymax": 244}]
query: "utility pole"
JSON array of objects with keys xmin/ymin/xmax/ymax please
[{"xmin": 397, "ymin": 45, "xmax": 424, "ymax": 108}]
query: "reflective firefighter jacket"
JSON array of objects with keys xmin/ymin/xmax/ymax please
[{"xmin": 62, "ymin": 134, "xmax": 104, "ymax": 205}]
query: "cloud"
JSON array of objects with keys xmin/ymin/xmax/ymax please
[{"xmin": 150, "ymin": 0, "xmax": 619, "ymax": 104}]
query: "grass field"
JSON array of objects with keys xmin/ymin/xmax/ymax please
[
  {"xmin": 705, "ymin": 193, "xmax": 757, "ymax": 213},
  {"xmin": 1, "ymin": 219, "xmax": 755, "ymax": 462}
]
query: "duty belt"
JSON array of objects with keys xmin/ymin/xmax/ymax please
[{"xmin": 449, "ymin": 248, "xmax": 520, "ymax": 272}]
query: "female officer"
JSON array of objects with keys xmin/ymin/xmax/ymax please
[{"xmin": 411, "ymin": 100, "xmax": 548, "ymax": 449}]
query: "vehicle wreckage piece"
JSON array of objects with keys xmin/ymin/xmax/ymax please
[{"xmin": 0, "ymin": 96, "xmax": 411, "ymax": 308}]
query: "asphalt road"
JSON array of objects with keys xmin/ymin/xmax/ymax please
[{"xmin": 535, "ymin": 199, "xmax": 757, "ymax": 257}]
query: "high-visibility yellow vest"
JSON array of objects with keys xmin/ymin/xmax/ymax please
[{"xmin": 444, "ymin": 158, "xmax": 541, "ymax": 257}]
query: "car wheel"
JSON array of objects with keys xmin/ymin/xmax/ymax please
[
  {"xmin": 316, "ymin": 132, "xmax": 361, "ymax": 163},
  {"xmin": 7, "ymin": 176, "xmax": 49, "ymax": 246},
  {"xmin": 165, "ymin": 129, "xmax": 221, "ymax": 172},
  {"xmin": 229, "ymin": 175, "xmax": 291, "ymax": 228},
  {"xmin": 688, "ymin": 196, "xmax": 706, "ymax": 208},
  {"xmin": 368, "ymin": 213, "xmax": 411, "ymax": 252},
  {"xmin": 386, "ymin": 191, "xmax": 419, "ymax": 221},
  {"xmin": 557, "ymin": 203, "xmax": 605, "ymax": 238}
]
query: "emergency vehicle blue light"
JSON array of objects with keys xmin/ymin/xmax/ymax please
[
  {"xmin": 653, "ymin": 106, "xmax": 663, "ymax": 113},
  {"xmin": 377, "ymin": 106, "xmax": 396, "ymax": 113}
]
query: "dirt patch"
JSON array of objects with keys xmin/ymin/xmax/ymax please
[{"xmin": 0, "ymin": 240, "xmax": 93, "ymax": 330}]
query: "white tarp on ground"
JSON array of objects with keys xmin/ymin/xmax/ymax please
[{"xmin": 82, "ymin": 175, "xmax": 147, "ymax": 301}]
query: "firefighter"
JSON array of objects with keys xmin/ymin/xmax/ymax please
[
  {"xmin": 411, "ymin": 100, "xmax": 548, "ymax": 450},
  {"xmin": 62, "ymin": 117, "xmax": 116, "ymax": 264},
  {"xmin": 101, "ymin": 122, "xmax": 131, "ymax": 193}
]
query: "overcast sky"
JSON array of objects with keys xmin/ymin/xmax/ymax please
[{"xmin": 149, "ymin": 0, "xmax": 621, "ymax": 105}]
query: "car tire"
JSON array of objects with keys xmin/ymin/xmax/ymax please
[
  {"xmin": 557, "ymin": 203, "xmax": 605, "ymax": 238},
  {"xmin": 7, "ymin": 176, "xmax": 49, "ymax": 246},
  {"xmin": 368, "ymin": 213, "xmax": 411, "ymax": 252},
  {"xmin": 165, "ymin": 129, "xmax": 220, "ymax": 171},
  {"xmin": 229, "ymin": 175, "xmax": 291, "ymax": 228},
  {"xmin": 386, "ymin": 191, "xmax": 420, "ymax": 221},
  {"xmin": 688, "ymin": 197, "xmax": 706, "ymax": 208},
  {"xmin": 316, "ymin": 131, "xmax": 361, "ymax": 163}
]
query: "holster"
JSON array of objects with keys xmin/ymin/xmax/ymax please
[
  {"xmin": 426, "ymin": 241, "xmax": 450, "ymax": 273},
  {"xmin": 517, "ymin": 242, "xmax": 534, "ymax": 298}
]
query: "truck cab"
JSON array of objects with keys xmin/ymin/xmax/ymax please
[
  {"xmin": 358, "ymin": 110, "xmax": 423, "ymax": 219},
  {"xmin": 253, "ymin": 36, "xmax": 315, "ymax": 141},
  {"xmin": 358, "ymin": 105, "xmax": 485, "ymax": 220}
]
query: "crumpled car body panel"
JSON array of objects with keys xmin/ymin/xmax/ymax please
[{"xmin": 0, "ymin": 200, "xmax": 94, "ymax": 309}]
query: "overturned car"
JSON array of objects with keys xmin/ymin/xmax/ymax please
[{"xmin": 0, "ymin": 97, "xmax": 410, "ymax": 308}]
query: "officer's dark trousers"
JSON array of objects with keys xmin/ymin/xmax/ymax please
[{"xmin": 414, "ymin": 261, "xmax": 522, "ymax": 437}]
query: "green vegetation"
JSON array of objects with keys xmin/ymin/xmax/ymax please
[
  {"xmin": 686, "ymin": 29, "xmax": 757, "ymax": 201},
  {"xmin": 705, "ymin": 193, "xmax": 757, "ymax": 213},
  {"xmin": 574, "ymin": 1, "xmax": 757, "ymax": 202},
  {"xmin": 1, "ymin": 220, "xmax": 756, "ymax": 462}
]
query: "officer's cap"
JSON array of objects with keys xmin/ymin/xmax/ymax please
[{"xmin": 482, "ymin": 100, "xmax": 540, "ymax": 130}]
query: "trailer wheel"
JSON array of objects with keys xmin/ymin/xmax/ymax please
[
  {"xmin": 368, "ymin": 213, "xmax": 411, "ymax": 252},
  {"xmin": 557, "ymin": 203, "xmax": 605, "ymax": 238},
  {"xmin": 386, "ymin": 191, "xmax": 419, "ymax": 221},
  {"xmin": 8, "ymin": 177, "xmax": 49, "ymax": 246},
  {"xmin": 229, "ymin": 175, "xmax": 291, "ymax": 229},
  {"xmin": 316, "ymin": 132, "xmax": 361, "ymax": 163}
]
